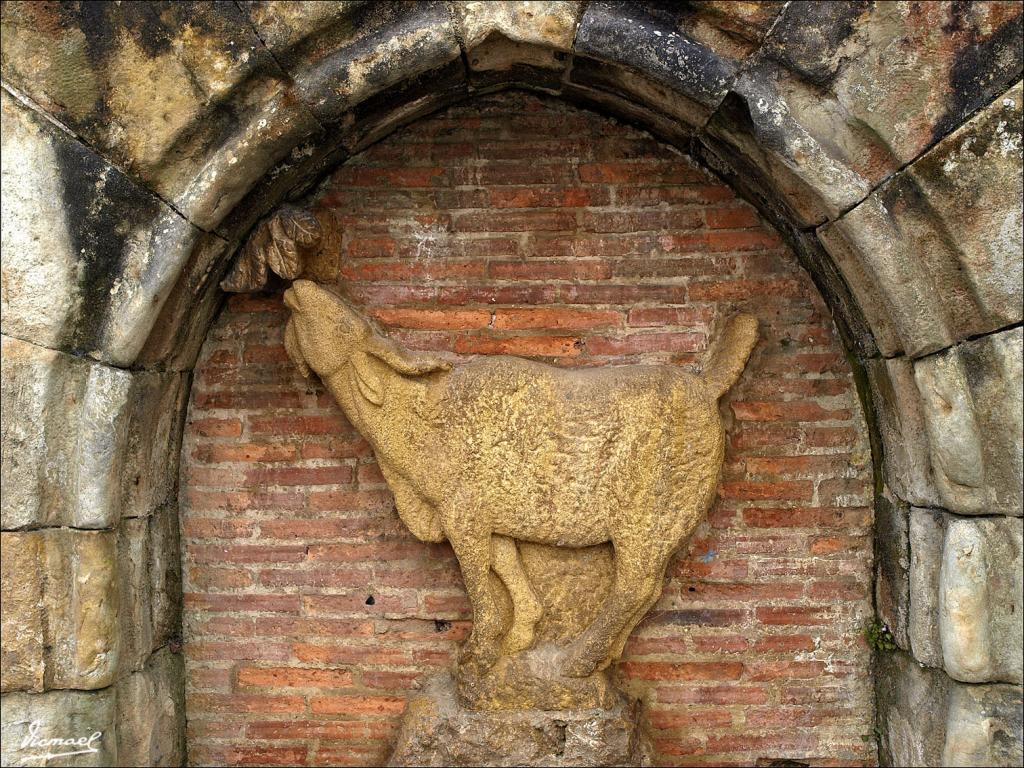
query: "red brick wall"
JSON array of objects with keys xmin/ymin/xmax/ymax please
[{"xmin": 181, "ymin": 92, "xmax": 876, "ymax": 767}]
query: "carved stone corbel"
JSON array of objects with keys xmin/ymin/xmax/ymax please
[{"xmin": 221, "ymin": 206, "xmax": 323, "ymax": 292}]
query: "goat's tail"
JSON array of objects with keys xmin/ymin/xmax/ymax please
[{"xmin": 703, "ymin": 314, "xmax": 759, "ymax": 400}]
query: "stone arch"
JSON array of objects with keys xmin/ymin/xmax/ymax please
[
  {"xmin": 182, "ymin": 88, "xmax": 883, "ymax": 766},
  {"xmin": 1, "ymin": 3, "xmax": 1020, "ymax": 766}
]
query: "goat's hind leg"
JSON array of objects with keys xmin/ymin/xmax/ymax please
[
  {"xmin": 560, "ymin": 541, "xmax": 671, "ymax": 677},
  {"xmin": 491, "ymin": 535, "xmax": 543, "ymax": 654},
  {"xmin": 604, "ymin": 560, "xmax": 670, "ymax": 666}
]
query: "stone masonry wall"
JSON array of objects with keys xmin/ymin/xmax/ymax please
[{"xmin": 181, "ymin": 93, "xmax": 876, "ymax": 767}]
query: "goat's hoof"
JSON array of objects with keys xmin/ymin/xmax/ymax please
[
  {"xmin": 560, "ymin": 652, "xmax": 598, "ymax": 678},
  {"xmin": 501, "ymin": 625, "xmax": 536, "ymax": 655},
  {"xmin": 458, "ymin": 641, "xmax": 499, "ymax": 674},
  {"xmin": 522, "ymin": 598, "xmax": 544, "ymax": 626}
]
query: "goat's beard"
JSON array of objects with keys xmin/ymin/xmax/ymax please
[{"xmin": 284, "ymin": 318, "xmax": 312, "ymax": 379}]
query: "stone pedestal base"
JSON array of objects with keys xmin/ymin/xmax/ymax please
[
  {"xmin": 458, "ymin": 643, "xmax": 617, "ymax": 711},
  {"xmin": 388, "ymin": 672, "xmax": 648, "ymax": 767}
]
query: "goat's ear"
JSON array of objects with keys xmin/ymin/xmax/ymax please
[
  {"xmin": 351, "ymin": 352, "xmax": 385, "ymax": 406},
  {"xmin": 367, "ymin": 335, "xmax": 452, "ymax": 377}
]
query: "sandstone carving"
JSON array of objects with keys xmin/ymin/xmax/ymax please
[
  {"xmin": 221, "ymin": 206, "xmax": 323, "ymax": 292},
  {"xmin": 283, "ymin": 279, "xmax": 758, "ymax": 696}
]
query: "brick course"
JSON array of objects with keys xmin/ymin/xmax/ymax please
[{"xmin": 182, "ymin": 92, "xmax": 875, "ymax": 767}]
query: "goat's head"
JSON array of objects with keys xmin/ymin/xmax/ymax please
[
  {"xmin": 283, "ymin": 279, "xmax": 368, "ymax": 379},
  {"xmin": 283, "ymin": 279, "xmax": 451, "ymax": 405}
]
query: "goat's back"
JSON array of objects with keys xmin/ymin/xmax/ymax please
[{"xmin": 434, "ymin": 357, "xmax": 725, "ymax": 546}]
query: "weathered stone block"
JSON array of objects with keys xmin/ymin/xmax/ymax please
[
  {"xmin": 240, "ymin": 1, "xmax": 462, "ymax": 125},
  {"xmin": 115, "ymin": 648, "xmax": 185, "ymax": 768},
  {"xmin": 120, "ymin": 373, "xmax": 188, "ymax": 519},
  {"xmin": 908, "ymin": 508, "xmax": 946, "ymax": 668},
  {"xmin": 821, "ymin": 82, "xmax": 1022, "ymax": 358},
  {"xmin": 1, "ymin": 336, "xmax": 132, "ymax": 530},
  {"xmin": 0, "ymin": 1, "xmax": 322, "ymax": 231},
  {"xmin": 909, "ymin": 510, "xmax": 1023, "ymax": 684},
  {"xmin": 819, "ymin": 188, "xmax": 961, "ymax": 358},
  {"xmin": 452, "ymin": 1, "xmax": 581, "ymax": 76},
  {"xmin": 877, "ymin": 648, "xmax": 1023, "ymax": 767},
  {"xmin": 904, "ymin": 81, "xmax": 1023, "ymax": 330},
  {"xmin": 757, "ymin": 1, "xmax": 873, "ymax": 87},
  {"xmin": 943, "ymin": 682, "xmax": 1023, "ymax": 767},
  {"xmin": 573, "ymin": 1, "xmax": 780, "ymax": 128},
  {"xmin": 876, "ymin": 650, "xmax": 951, "ymax": 767},
  {"xmin": 766, "ymin": 1, "xmax": 1021, "ymax": 163},
  {"xmin": 712, "ymin": 1, "xmax": 1022, "ymax": 226},
  {"xmin": 149, "ymin": 505, "xmax": 182, "ymax": 651},
  {"xmin": 2, "ymin": 529, "xmax": 133, "ymax": 693},
  {"xmin": 0, "ymin": 532, "xmax": 45, "ymax": 692},
  {"xmin": 1, "ymin": 337, "xmax": 189, "ymax": 530},
  {"xmin": 0, "ymin": 89, "xmax": 208, "ymax": 367},
  {"xmin": 706, "ymin": 67, "xmax": 875, "ymax": 227},
  {"xmin": 43, "ymin": 530, "xmax": 121, "ymax": 690},
  {"xmin": 875, "ymin": 493, "xmax": 911, "ymax": 650},
  {"xmin": 118, "ymin": 518, "xmax": 153, "ymax": 675},
  {"xmin": 170, "ymin": 94, "xmax": 320, "ymax": 233},
  {"xmin": 1, "ymin": 91, "xmax": 83, "ymax": 355},
  {"xmin": 452, "ymin": 1, "xmax": 581, "ymax": 57},
  {"xmin": 339, "ymin": 56, "xmax": 468, "ymax": 155},
  {"xmin": 569, "ymin": 54, "xmax": 709, "ymax": 129},
  {"xmin": 940, "ymin": 517, "xmax": 1023, "ymax": 684},
  {"xmin": 866, "ymin": 357, "xmax": 942, "ymax": 507},
  {"xmin": 133, "ymin": 234, "xmax": 230, "ymax": 371},
  {"xmin": 0, "ymin": 688, "xmax": 117, "ymax": 767},
  {"xmin": 816, "ymin": 224, "xmax": 907, "ymax": 359},
  {"xmin": 914, "ymin": 328, "xmax": 1023, "ymax": 516}
]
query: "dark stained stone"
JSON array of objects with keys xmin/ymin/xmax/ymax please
[
  {"xmin": 240, "ymin": 0, "xmax": 462, "ymax": 125},
  {"xmin": 574, "ymin": 1, "xmax": 738, "ymax": 122}
]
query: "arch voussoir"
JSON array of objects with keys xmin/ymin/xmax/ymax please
[
  {"xmin": 819, "ymin": 82, "xmax": 1023, "ymax": 361},
  {"xmin": 0, "ymin": 87, "xmax": 220, "ymax": 369}
]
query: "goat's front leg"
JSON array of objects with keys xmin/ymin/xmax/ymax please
[
  {"xmin": 449, "ymin": 531, "xmax": 503, "ymax": 673},
  {"xmin": 491, "ymin": 535, "xmax": 543, "ymax": 654}
]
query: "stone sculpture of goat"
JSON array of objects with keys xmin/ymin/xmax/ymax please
[{"xmin": 283, "ymin": 279, "xmax": 758, "ymax": 678}]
